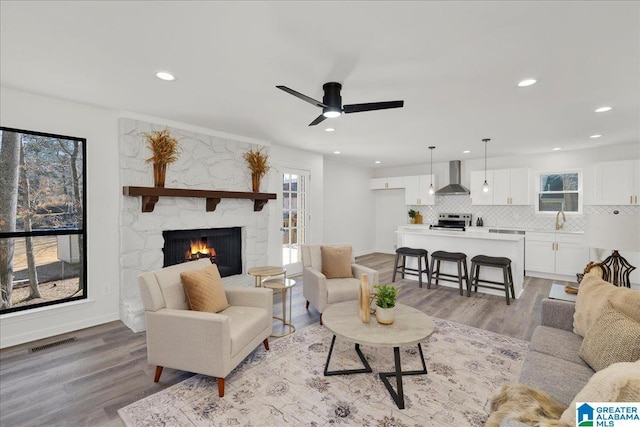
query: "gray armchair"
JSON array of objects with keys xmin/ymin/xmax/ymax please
[
  {"xmin": 301, "ymin": 244, "xmax": 379, "ymax": 324},
  {"xmin": 138, "ymin": 259, "xmax": 272, "ymax": 397}
]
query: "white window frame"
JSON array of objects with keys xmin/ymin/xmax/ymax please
[{"xmin": 535, "ymin": 169, "xmax": 583, "ymax": 215}]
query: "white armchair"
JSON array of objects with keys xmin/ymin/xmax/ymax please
[
  {"xmin": 138, "ymin": 259, "xmax": 272, "ymax": 397},
  {"xmin": 301, "ymin": 244, "xmax": 379, "ymax": 324}
]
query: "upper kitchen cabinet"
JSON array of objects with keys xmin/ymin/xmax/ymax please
[
  {"xmin": 404, "ymin": 175, "xmax": 437, "ymax": 205},
  {"xmin": 594, "ymin": 159, "xmax": 640, "ymax": 205},
  {"xmin": 370, "ymin": 176, "xmax": 403, "ymax": 190},
  {"xmin": 493, "ymin": 168, "xmax": 531, "ymax": 205},
  {"xmin": 470, "ymin": 170, "xmax": 494, "ymax": 205},
  {"xmin": 471, "ymin": 168, "xmax": 530, "ymax": 205}
]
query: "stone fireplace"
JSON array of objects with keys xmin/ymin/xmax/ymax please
[
  {"xmin": 162, "ymin": 227, "xmax": 242, "ymax": 277},
  {"xmin": 119, "ymin": 118, "xmax": 271, "ymax": 332}
]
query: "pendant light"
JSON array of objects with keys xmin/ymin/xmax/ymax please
[
  {"xmin": 428, "ymin": 146, "xmax": 436, "ymax": 195},
  {"xmin": 482, "ymin": 138, "xmax": 490, "ymax": 193}
]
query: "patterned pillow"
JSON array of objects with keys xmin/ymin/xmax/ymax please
[
  {"xmin": 579, "ymin": 302, "xmax": 640, "ymax": 371},
  {"xmin": 181, "ymin": 264, "xmax": 229, "ymax": 313},
  {"xmin": 321, "ymin": 245, "xmax": 354, "ymax": 279}
]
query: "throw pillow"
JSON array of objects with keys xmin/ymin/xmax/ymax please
[
  {"xmin": 579, "ymin": 302, "xmax": 640, "ymax": 371},
  {"xmin": 559, "ymin": 360, "xmax": 640, "ymax": 426},
  {"xmin": 180, "ymin": 264, "xmax": 229, "ymax": 313},
  {"xmin": 573, "ymin": 274, "xmax": 640, "ymax": 337},
  {"xmin": 321, "ymin": 245, "xmax": 354, "ymax": 279}
]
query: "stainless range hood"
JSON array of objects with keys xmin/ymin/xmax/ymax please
[{"xmin": 435, "ymin": 160, "xmax": 470, "ymax": 195}]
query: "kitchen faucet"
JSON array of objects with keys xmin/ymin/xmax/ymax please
[{"xmin": 555, "ymin": 210, "xmax": 566, "ymax": 230}]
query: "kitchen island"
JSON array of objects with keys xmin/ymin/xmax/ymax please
[{"xmin": 396, "ymin": 225, "xmax": 525, "ymax": 298}]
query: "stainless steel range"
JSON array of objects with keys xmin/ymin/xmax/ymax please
[{"xmin": 429, "ymin": 213, "xmax": 472, "ymax": 231}]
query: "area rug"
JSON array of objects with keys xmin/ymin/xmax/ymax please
[{"xmin": 119, "ymin": 319, "xmax": 528, "ymax": 426}]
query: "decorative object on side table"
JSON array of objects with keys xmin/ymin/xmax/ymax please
[
  {"xmin": 585, "ymin": 212, "xmax": 639, "ymax": 288},
  {"xmin": 373, "ymin": 284, "xmax": 398, "ymax": 324},
  {"xmin": 142, "ymin": 127, "xmax": 181, "ymax": 188},
  {"xmin": 358, "ymin": 274, "xmax": 371, "ymax": 323},
  {"xmin": 243, "ymin": 147, "xmax": 270, "ymax": 192}
]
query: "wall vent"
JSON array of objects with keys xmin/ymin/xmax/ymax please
[{"xmin": 30, "ymin": 337, "xmax": 77, "ymax": 353}]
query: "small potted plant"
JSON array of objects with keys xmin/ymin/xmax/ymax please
[
  {"xmin": 373, "ymin": 284, "xmax": 399, "ymax": 325},
  {"xmin": 142, "ymin": 127, "xmax": 181, "ymax": 188},
  {"xmin": 408, "ymin": 209, "xmax": 417, "ymax": 224},
  {"xmin": 243, "ymin": 147, "xmax": 270, "ymax": 192}
]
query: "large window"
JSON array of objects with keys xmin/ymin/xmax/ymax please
[
  {"xmin": 0, "ymin": 127, "xmax": 86, "ymax": 314},
  {"xmin": 536, "ymin": 170, "xmax": 582, "ymax": 214}
]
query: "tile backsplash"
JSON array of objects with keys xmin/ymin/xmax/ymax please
[{"xmin": 409, "ymin": 195, "xmax": 640, "ymax": 231}]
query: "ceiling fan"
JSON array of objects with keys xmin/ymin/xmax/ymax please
[{"xmin": 276, "ymin": 82, "xmax": 404, "ymax": 126}]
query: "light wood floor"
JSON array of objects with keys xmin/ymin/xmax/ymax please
[{"xmin": 0, "ymin": 253, "xmax": 566, "ymax": 427}]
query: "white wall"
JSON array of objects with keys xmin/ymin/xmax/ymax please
[
  {"xmin": 374, "ymin": 189, "xmax": 406, "ymax": 253},
  {"xmin": 0, "ymin": 87, "xmax": 121, "ymax": 348},
  {"xmin": 322, "ymin": 158, "xmax": 376, "ymax": 256}
]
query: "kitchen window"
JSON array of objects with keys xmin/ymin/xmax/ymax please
[{"xmin": 535, "ymin": 170, "xmax": 582, "ymax": 214}]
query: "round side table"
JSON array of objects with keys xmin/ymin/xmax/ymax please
[
  {"xmin": 247, "ymin": 266, "xmax": 285, "ymax": 287},
  {"xmin": 262, "ymin": 277, "xmax": 296, "ymax": 337}
]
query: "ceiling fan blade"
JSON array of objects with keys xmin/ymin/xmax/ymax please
[
  {"xmin": 343, "ymin": 100, "xmax": 404, "ymax": 114},
  {"xmin": 308, "ymin": 114, "xmax": 327, "ymax": 126},
  {"xmin": 276, "ymin": 85, "xmax": 327, "ymax": 108}
]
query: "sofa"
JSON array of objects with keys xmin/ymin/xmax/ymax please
[{"xmin": 493, "ymin": 273, "xmax": 640, "ymax": 427}]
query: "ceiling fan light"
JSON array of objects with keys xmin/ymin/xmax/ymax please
[{"xmin": 323, "ymin": 110, "xmax": 341, "ymax": 118}]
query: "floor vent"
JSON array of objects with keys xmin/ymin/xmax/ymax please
[{"xmin": 30, "ymin": 337, "xmax": 77, "ymax": 353}]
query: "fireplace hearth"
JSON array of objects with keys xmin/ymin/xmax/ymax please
[{"xmin": 163, "ymin": 227, "xmax": 242, "ymax": 277}]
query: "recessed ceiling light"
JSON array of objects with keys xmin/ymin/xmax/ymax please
[
  {"xmin": 333, "ymin": 151, "xmax": 341, "ymax": 154},
  {"xmin": 375, "ymin": 160, "xmax": 381, "ymax": 164},
  {"xmin": 590, "ymin": 134, "xmax": 602, "ymax": 139},
  {"xmin": 594, "ymin": 106, "xmax": 612, "ymax": 113},
  {"xmin": 517, "ymin": 79, "xmax": 537, "ymax": 87},
  {"xmin": 463, "ymin": 150, "xmax": 471, "ymax": 154},
  {"xmin": 325, "ymin": 128, "xmax": 335, "ymax": 132},
  {"xmin": 155, "ymin": 71, "xmax": 176, "ymax": 81},
  {"xmin": 552, "ymin": 147, "xmax": 562, "ymax": 151}
]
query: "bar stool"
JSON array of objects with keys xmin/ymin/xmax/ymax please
[
  {"xmin": 469, "ymin": 255, "xmax": 515, "ymax": 305},
  {"xmin": 428, "ymin": 251, "xmax": 469, "ymax": 296},
  {"xmin": 392, "ymin": 247, "xmax": 430, "ymax": 288}
]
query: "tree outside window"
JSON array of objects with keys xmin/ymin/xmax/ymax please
[{"xmin": 0, "ymin": 127, "xmax": 86, "ymax": 314}]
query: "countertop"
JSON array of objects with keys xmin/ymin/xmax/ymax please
[
  {"xmin": 400, "ymin": 224, "xmax": 584, "ymax": 235},
  {"xmin": 396, "ymin": 226, "xmax": 525, "ymax": 241}
]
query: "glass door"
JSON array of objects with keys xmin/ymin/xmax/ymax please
[{"xmin": 282, "ymin": 169, "xmax": 308, "ymax": 275}]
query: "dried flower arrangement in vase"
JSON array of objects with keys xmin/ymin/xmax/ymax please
[
  {"xmin": 243, "ymin": 147, "xmax": 270, "ymax": 192},
  {"xmin": 142, "ymin": 127, "xmax": 181, "ymax": 188}
]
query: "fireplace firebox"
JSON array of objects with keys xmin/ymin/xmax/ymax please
[{"xmin": 162, "ymin": 227, "xmax": 242, "ymax": 277}]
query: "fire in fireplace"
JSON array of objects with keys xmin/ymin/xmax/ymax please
[{"xmin": 163, "ymin": 227, "xmax": 242, "ymax": 277}]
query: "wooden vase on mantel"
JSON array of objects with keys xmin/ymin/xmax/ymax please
[
  {"xmin": 153, "ymin": 162, "xmax": 167, "ymax": 188},
  {"xmin": 251, "ymin": 173, "xmax": 261, "ymax": 192}
]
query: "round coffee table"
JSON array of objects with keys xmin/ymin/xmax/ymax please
[{"xmin": 322, "ymin": 300, "xmax": 435, "ymax": 409}]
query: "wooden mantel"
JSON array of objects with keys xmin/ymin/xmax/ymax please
[{"xmin": 122, "ymin": 186, "xmax": 277, "ymax": 213}]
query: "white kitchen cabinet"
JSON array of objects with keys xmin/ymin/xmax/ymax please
[
  {"xmin": 370, "ymin": 176, "xmax": 403, "ymax": 190},
  {"xmin": 478, "ymin": 168, "xmax": 530, "ymax": 206},
  {"xmin": 594, "ymin": 159, "xmax": 640, "ymax": 205},
  {"xmin": 493, "ymin": 168, "xmax": 531, "ymax": 205},
  {"xmin": 470, "ymin": 170, "xmax": 494, "ymax": 205},
  {"xmin": 525, "ymin": 232, "xmax": 588, "ymax": 279},
  {"xmin": 404, "ymin": 174, "xmax": 437, "ymax": 205}
]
